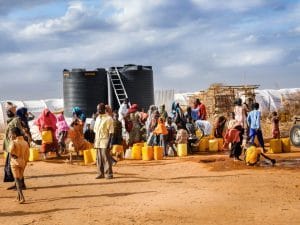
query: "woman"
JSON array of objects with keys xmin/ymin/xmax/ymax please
[
  {"xmin": 35, "ymin": 109, "xmax": 59, "ymax": 158},
  {"xmin": 127, "ymin": 104, "xmax": 141, "ymax": 146},
  {"xmin": 16, "ymin": 107, "xmax": 34, "ymax": 144}
]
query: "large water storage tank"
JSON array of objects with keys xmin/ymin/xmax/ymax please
[
  {"xmin": 120, "ymin": 65, "xmax": 154, "ymax": 111},
  {"xmin": 63, "ymin": 68, "xmax": 107, "ymax": 117}
]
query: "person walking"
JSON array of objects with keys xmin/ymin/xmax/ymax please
[
  {"xmin": 3, "ymin": 102, "xmax": 24, "ymax": 190},
  {"xmin": 94, "ymin": 103, "xmax": 114, "ymax": 179},
  {"xmin": 247, "ymin": 103, "xmax": 267, "ymax": 153},
  {"xmin": 9, "ymin": 127, "xmax": 30, "ymax": 204}
]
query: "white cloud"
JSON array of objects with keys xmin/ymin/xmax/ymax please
[
  {"xmin": 162, "ymin": 64, "xmax": 196, "ymax": 79},
  {"xmin": 213, "ymin": 49, "xmax": 284, "ymax": 67},
  {"xmin": 19, "ymin": 2, "xmax": 87, "ymax": 38},
  {"xmin": 191, "ymin": 0, "xmax": 266, "ymax": 12}
]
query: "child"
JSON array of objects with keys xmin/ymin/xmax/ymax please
[
  {"xmin": 175, "ymin": 124, "xmax": 189, "ymax": 152},
  {"xmin": 185, "ymin": 117, "xmax": 198, "ymax": 154},
  {"xmin": 165, "ymin": 117, "xmax": 177, "ymax": 156},
  {"xmin": 56, "ymin": 113, "xmax": 69, "ymax": 154},
  {"xmin": 111, "ymin": 112, "xmax": 123, "ymax": 160},
  {"xmin": 9, "ymin": 127, "xmax": 29, "ymax": 204},
  {"xmin": 245, "ymin": 144, "xmax": 276, "ymax": 166},
  {"xmin": 153, "ymin": 117, "xmax": 168, "ymax": 156},
  {"xmin": 271, "ymin": 111, "xmax": 280, "ymax": 139}
]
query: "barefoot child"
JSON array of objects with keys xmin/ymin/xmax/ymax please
[{"xmin": 9, "ymin": 127, "xmax": 30, "ymax": 204}]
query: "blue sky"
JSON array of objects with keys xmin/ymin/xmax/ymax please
[{"xmin": 0, "ymin": 0, "xmax": 300, "ymax": 100}]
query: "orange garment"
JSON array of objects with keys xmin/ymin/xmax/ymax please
[
  {"xmin": 153, "ymin": 119, "xmax": 168, "ymax": 135},
  {"xmin": 199, "ymin": 104, "xmax": 207, "ymax": 120},
  {"xmin": 224, "ymin": 128, "xmax": 241, "ymax": 145},
  {"xmin": 9, "ymin": 136, "xmax": 29, "ymax": 179}
]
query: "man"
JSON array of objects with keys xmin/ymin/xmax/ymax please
[
  {"xmin": 94, "ymin": 103, "xmax": 114, "ymax": 179},
  {"xmin": 9, "ymin": 127, "xmax": 29, "ymax": 204},
  {"xmin": 247, "ymin": 103, "xmax": 266, "ymax": 153},
  {"xmin": 118, "ymin": 98, "xmax": 129, "ymax": 123},
  {"xmin": 195, "ymin": 99, "xmax": 207, "ymax": 120}
]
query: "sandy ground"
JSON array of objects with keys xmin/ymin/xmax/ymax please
[{"xmin": 0, "ymin": 146, "xmax": 299, "ymax": 225}]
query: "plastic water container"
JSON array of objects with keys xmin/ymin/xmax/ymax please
[
  {"xmin": 83, "ymin": 149, "xmax": 93, "ymax": 165},
  {"xmin": 131, "ymin": 145, "xmax": 142, "ymax": 160},
  {"xmin": 3, "ymin": 151, "xmax": 8, "ymax": 159},
  {"xmin": 91, "ymin": 149, "xmax": 97, "ymax": 162},
  {"xmin": 177, "ymin": 144, "xmax": 187, "ymax": 157},
  {"xmin": 199, "ymin": 137, "xmax": 209, "ymax": 152},
  {"xmin": 209, "ymin": 139, "xmax": 218, "ymax": 152},
  {"xmin": 154, "ymin": 146, "xmax": 163, "ymax": 160},
  {"xmin": 29, "ymin": 148, "xmax": 40, "ymax": 162},
  {"xmin": 269, "ymin": 139, "xmax": 282, "ymax": 153},
  {"xmin": 281, "ymin": 138, "xmax": 291, "ymax": 153},
  {"xmin": 41, "ymin": 130, "xmax": 53, "ymax": 144},
  {"xmin": 112, "ymin": 145, "xmax": 123, "ymax": 154},
  {"xmin": 133, "ymin": 143, "xmax": 144, "ymax": 147},
  {"xmin": 217, "ymin": 138, "xmax": 224, "ymax": 151},
  {"xmin": 125, "ymin": 148, "xmax": 132, "ymax": 159},
  {"xmin": 142, "ymin": 146, "xmax": 153, "ymax": 161}
]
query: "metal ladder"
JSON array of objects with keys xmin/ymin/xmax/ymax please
[{"xmin": 108, "ymin": 67, "xmax": 129, "ymax": 107}]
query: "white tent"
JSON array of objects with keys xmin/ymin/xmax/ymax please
[{"xmin": 0, "ymin": 99, "xmax": 63, "ymax": 133}]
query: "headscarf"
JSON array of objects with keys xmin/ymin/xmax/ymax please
[
  {"xmin": 5, "ymin": 102, "xmax": 17, "ymax": 118},
  {"xmin": 35, "ymin": 109, "xmax": 57, "ymax": 131},
  {"xmin": 128, "ymin": 104, "xmax": 138, "ymax": 114},
  {"xmin": 16, "ymin": 107, "xmax": 28, "ymax": 125},
  {"xmin": 56, "ymin": 113, "xmax": 69, "ymax": 133},
  {"xmin": 72, "ymin": 106, "xmax": 86, "ymax": 122}
]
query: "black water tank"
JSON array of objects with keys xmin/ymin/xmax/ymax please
[
  {"xmin": 120, "ymin": 64, "xmax": 154, "ymax": 111},
  {"xmin": 63, "ymin": 68, "xmax": 108, "ymax": 117}
]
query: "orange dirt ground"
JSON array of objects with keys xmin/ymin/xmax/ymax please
[{"xmin": 0, "ymin": 146, "xmax": 299, "ymax": 225}]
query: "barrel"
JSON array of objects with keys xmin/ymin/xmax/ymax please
[
  {"xmin": 177, "ymin": 144, "xmax": 187, "ymax": 157},
  {"xmin": 281, "ymin": 138, "xmax": 291, "ymax": 153},
  {"xmin": 209, "ymin": 139, "xmax": 218, "ymax": 152},
  {"xmin": 154, "ymin": 146, "xmax": 164, "ymax": 160},
  {"xmin": 119, "ymin": 65, "xmax": 154, "ymax": 111},
  {"xmin": 142, "ymin": 146, "xmax": 154, "ymax": 161},
  {"xmin": 131, "ymin": 145, "xmax": 142, "ymax": 160},
  {"xmin": 63, "ymin": 68, "xmax": 108, "ymax": 117},
  {"xmin": 269, "ymin": 139, "xmax": 282, "ymax": 153}
]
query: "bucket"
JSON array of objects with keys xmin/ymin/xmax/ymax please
[
  {"xmin": 3, "ymin": 151, "xmax": 8, "ymax": 160},
  {"xmin": 133, "ymin": 143, "xmax": 144, "ymax": 147},
  {"xmin": 125, "ymin": 148, "xmax": 132, "ymax": 159},
  {"xmin": 142, "ymin": 146, "xmax": 153, "ymax": 161},
  {"xmin": 209, "ymin": 139, "xmax": 218, "ymax": 152},
  {"xmin": 131, "ymin": 145, "xmax": 142, "ymax": 160},
  {"xmin": 112, "ymin": 145, "xmax": 123, "ymax": 154},
  {"xmin": 199, "ymin": 137, "xmax": 209, "ymax": 152},
  {"xmin": 91, "ymin": 149, "xmax": 97, "ymax": 162},
  {"xmin": 29, "ymin": 148, "xmax": 40, "ymax": 162},
  {"xmin": 269, "ymin": 139, "xmax": 282, "ymax": 153},
  {"xmin": 217, "ymin": 138, "xmax": 224, "ymax": 151},
  {"xmin": 83, "ymin": 149, "xmax": 93, "ymax": 165},
  {"xmin": 154, "ymin": 146, "xmax": 163, "ymax": 160},
  {"xmin": 281, "ymin": 138, "xmax": 291, "ymax": 153},
  {"xmin": 177, "ymin": 144, "xmax": 187, "ymax": 157}
]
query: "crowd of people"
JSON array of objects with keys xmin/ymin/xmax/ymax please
[{"xmin": 2, "ymin": 97, "xmax": 279, "ymax": 203}]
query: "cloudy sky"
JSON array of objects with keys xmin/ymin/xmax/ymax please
[{"xmin": 0, "ymin": 0, "xmax": 300, "ymax": 100}]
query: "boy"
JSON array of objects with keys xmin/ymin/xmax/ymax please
[{"xmin": 9, "ymin": 127, "xmax": 29, "ymax": 203}]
